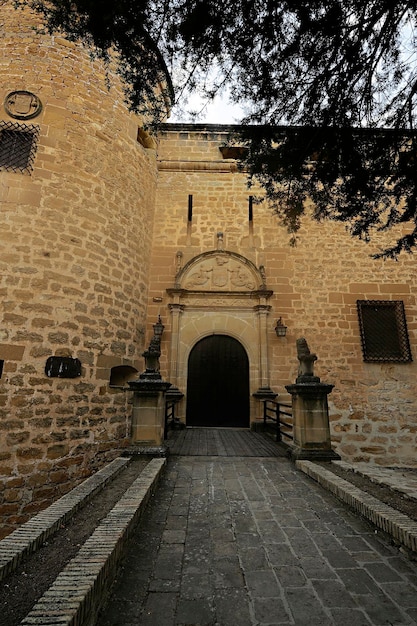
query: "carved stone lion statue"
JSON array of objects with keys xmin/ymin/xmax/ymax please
[{"xmin": 296, "ymin": 337, "xmax": 320, "ymax": 383}]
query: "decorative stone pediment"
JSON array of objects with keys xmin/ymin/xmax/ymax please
[{"xmin": 174, "ymin": 250, "xmax": 267, "ymax": 293}]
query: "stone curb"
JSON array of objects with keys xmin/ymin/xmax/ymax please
[
  {"xmin": 19, "ymin": 457, "xmax": 166, "ymax": 626},
  {"xmin": 0, "ymin": 457, "xmax": 130, "ymax": 583},
  {"xmin": 296, "ymin": 460, "xmax": 417, "ymax": 556}
]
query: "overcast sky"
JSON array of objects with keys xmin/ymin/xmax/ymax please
[{"xmin": 168, "ymin": 91, "xmax": 245, "ymax": 125}]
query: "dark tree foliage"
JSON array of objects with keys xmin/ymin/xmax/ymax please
[
  {"xmin": 17, "ymin": 0, "xmax": 417, "ymax": 257},
  {"xmin": 238, "ymin": 125, "xmax": 417, "ymax": 257}
]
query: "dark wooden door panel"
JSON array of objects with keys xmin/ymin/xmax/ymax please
[{"xmin": 186, "ymin": 335, "xmax": 249, "ymax": 427}]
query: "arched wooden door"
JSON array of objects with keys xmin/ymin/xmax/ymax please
[{"xmin": 186, "ymin": 335, "xmax": 250, "ymax": 427}]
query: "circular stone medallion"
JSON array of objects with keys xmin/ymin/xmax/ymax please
[{"xmin": 4, "ymin": 91, "xmax": 42, "ymax": 120}]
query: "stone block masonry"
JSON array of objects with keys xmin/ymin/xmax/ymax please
[
  {"xmin": 150, "ymin": 125, "xmax": 417, "ymax": 467},
  {"xmin": 0, "ymin": 2, "xmax": 162, "ymax": 536}
]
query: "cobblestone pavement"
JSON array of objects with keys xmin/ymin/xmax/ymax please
[{"xmin": 97, "ymin": 456, "xmax": 417, "ymax": 626}]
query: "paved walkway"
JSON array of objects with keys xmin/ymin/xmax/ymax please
[{"xmin": 96, "ymin": 454, "xmax": 417, "ymax": 626}]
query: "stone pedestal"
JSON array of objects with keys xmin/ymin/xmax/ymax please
[
  {"xmin": 128, "ymin": 375, "xmax": 171, "ymax": 446},
  {"xmin": 285, "ymin": 382, "xmax": 340, "ymax": 461}
]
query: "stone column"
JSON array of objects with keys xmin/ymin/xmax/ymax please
[
  {"xmin": 252, "ymin": 304, "xmax": 276, "ymax": 421},
  {"xmin": 168, "ymin": 303, "xmax": 184, "ymax": 386},
  {"xmin": 254, "ymin": 304, "xmax": 272, "ymax": 390}
]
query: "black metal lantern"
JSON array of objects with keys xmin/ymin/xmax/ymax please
[
  {"xmin": 153, "ymin": 315, "xmax": 164, "ymax": 338},
  {"xmin": 275, "ymin": 317, "xmax": 287, "ymax": 337}
]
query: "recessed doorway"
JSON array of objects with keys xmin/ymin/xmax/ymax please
[{"xmin": 186, "ymin": 334, "xmax": 250, "ymax": 427}]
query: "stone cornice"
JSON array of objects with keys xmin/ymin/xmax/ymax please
[
  {"xmin": 158, "ymin": 160, "xmax": 243, "ymax": 173},
  {"xmin": 166, "ymin": 288, "xmax": 273, "ymax": 299}
]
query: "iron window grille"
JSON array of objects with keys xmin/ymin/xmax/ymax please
[
  {"xmin": 0, "ymin": 121, "xmax": 40, "ymax": 174},
  {"xmin": 357, "ymin": 300, "xmax": 412, "ymax": 363}
]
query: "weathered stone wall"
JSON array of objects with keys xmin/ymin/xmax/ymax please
[
  {"xmin": 0, "ymin": 3, "xmax": 159, "ymax": 537},
  {"xmin": 151, "ymin": 124, "xmax": 417, "ymax": 467}
]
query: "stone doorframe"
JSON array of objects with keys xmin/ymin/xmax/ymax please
[{"xmin": 166, "ymin": 249, "xmax": 274, "ymax": 426}]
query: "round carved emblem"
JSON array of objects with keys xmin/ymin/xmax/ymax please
[{"xmin": 4, "ymin": 91, "xmax": 42, "ymax": 120}]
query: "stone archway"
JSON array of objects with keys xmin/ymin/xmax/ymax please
[{"xmin": 166, "ymin": 249, "xmax": 275, "ymax": 426}]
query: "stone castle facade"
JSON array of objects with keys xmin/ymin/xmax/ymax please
[{"xmin": 0, "ymin": 2, "xmax": 416, "ymax": 536}]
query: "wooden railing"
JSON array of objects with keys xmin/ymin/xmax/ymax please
[
  {"xmin": 262, "ymin": 399, "xmax": 293, "ymax": 443},
  {"xmin": 164, "ymin": 400, "xmax": 177, "ymax": 438}
]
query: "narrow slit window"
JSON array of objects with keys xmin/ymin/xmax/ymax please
[
  {"xmin": 186, "ymin": 194, "xmax": 193, "ymax": 245},
  {"xmin": 0, "ymin": 121, "xmax": 40, "ymax": 174},
  {"xmin": 188, "ymin": 194, "xmax": 193, "ymax": 222},
  {"xmin": 357, "ymin": 300, "xmax": 412, "ymax": 363},
  {"xmin": 248, "ymin": 196, "xmax": 253, "ymax": 222}
]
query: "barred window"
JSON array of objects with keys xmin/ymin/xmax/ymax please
[
  {"xmin": 357, "ymin": 300, "xmax": 412, "ymax": 363},
  {"xmin": 0, "ymin": 121, "xmax": 40, "ymax": 174}
]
